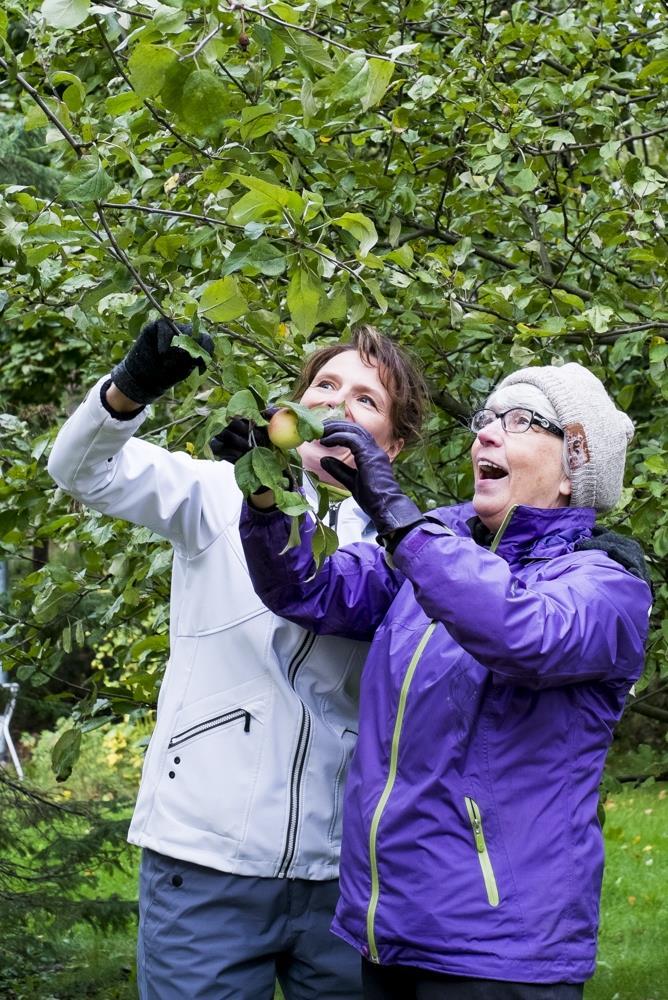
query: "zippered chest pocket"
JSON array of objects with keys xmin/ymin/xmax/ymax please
[
  {"xmin": 465, "ymin": 796, "xmax": 500, "ymax": 907},
  {"xmin": 168, "ymin": 707, "xmax": 252, "ymax": 749}
]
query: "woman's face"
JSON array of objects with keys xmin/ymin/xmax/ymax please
[
  {"xmin": 297, "ymin": 350, "xmax": 403, "ymax": 485},
  {"xmin": 471, "ymin": 396, "xmax": 571, "ymax": 533}
]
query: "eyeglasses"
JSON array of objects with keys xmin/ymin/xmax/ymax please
[{"xmin": 470, "ymin": 407, "xmax": 564, "ymax": 438}]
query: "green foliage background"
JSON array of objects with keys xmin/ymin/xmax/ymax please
[{"xmin": 1, "ymin": 2, "xmax": 667, "ymax": 773}]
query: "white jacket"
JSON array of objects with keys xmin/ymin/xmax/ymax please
[{"xmin": 48, "ymin": 378, "xmax": 374, "ymax": 879}]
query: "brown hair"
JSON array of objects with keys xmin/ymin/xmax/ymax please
[{"xmin": 291, "ymin": 325, "xmax": 428, "ymax": 447}]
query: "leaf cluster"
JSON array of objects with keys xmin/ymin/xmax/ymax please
[{"xmin": 0, "ymin": 0, "xmax": 666, "ymax": 780}]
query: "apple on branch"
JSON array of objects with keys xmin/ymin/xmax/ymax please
[{"xmin": 267, "ymin": 408, "xmax": 304, "ymax": 451}]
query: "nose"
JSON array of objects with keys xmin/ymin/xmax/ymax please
[
  {"xmin": 476, "ymin": 417, "xmax": 503, "ymax": 445},
  {"xmin": 322, "ymin": 389, "xmax": 352, "ymax": 419}
]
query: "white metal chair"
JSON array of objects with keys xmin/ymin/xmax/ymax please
[{"xmin": 0, "ymin": 682, "xmax": 23, "ymax": 779}]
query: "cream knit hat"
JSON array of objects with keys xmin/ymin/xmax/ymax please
[{"xmin": 497, "ymin": 363, "xmax": 634, "ymax": 511}]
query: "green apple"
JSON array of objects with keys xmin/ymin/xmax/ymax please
[{"xmin": 267, "ymin": 408, "xmax": 303, "ymax": 450}]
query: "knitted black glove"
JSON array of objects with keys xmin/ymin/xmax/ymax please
[
  {"xmin": 209, "ymin": 417, "xmax": 271, "ymax": 464},
  {"xmin": 110, "ymin": 319, "xmax": 214, "ymax": 405}
]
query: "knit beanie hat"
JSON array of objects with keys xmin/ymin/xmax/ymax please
[{"xmin": 497, "ymin": 363, "xmax": 634, "ymax": 511}]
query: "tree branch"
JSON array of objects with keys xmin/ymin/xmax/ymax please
[
  {"xmin": 627, "ymin": 702, "xmax": 668, "ymax": 723},
  {"xmin": 95, "ymin": 202, "xmax": 182, "ymax": 336},
  {"xmin": 0, "ymin": 57, "xmax": 86, "ymax": 157},
  {"xmin": 237, "ymin": 3, "xmax": 412, "ymax": 65}
]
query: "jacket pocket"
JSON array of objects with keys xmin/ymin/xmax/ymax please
[
  {"xmin": 465, "ymin": 796, "xmax": 500, "ymax": 908},
  {"xmin": 168, "ymin": 707, "xmax": 253, "ymax": 749},
  {"xmin": 156, "ymin": 680, "xmax": 269, "ymax": 845}
]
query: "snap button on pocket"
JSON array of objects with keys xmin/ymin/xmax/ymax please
[
  {"xmin": 171, "ymin": 875, "xmax": 183, "ymax": 888},
  {"xmin": 168, "ymin": 771, "xmax": 175, "ymax": 779}
]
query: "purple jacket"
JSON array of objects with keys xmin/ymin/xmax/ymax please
[{"xmin": 240, "ymin": 501, "xmax": 650, "ymax": 984}]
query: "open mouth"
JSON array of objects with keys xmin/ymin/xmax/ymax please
[{"xmin": 477, "ymin": 459, "xmax": 508, "ymax": 481}]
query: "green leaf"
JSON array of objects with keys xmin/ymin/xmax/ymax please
[
  {"xmin": 332, "ymin": 212, "xmax": 378, "ymax": 257},
  {"xmin": 226, "ymin": 389, "xmax": 264, "ymax": 423},
  {"xmin": 175, "ymin": 69, "xmax": 230, "ymax": 139},
  {"xmin": 251, "ymin": 447, "xmax": 289, "ymax": 490},
  {"xmin": 41, "ymin": 0, "xmax": 90, "ymax": 29},
  {"xmin": 281, "ymin": 27, "xmax": 334, "ymax": 74},
  {"xmin": 363, "ymin": 59, "xmax": 395, "ymax": 110},
  {"xmin": 60, "ymin": 156, "xmax": 114, "ymax": 203},
  {"xmin": 514, "ymin": 168, "xmax": 539, "ymax": 192},
  {"xmin": 637, "ymin": 57, "xmax": 668, "ymax": 81},
  {"xmin": 324, "ymin": 52, "xmax": 368, "ymax": 105},
  {"xmin": 552, "ymin": 289, "xmax": 585, "ymax": 311},
  {"xmin": 234, "ymin": 451, "xmax": 262, "ymax": 496},
  {"xmin": 311, "ymin": 519, "xmax": 339, "ymax": 570},
  {"xmin": 198, "ymin": 277, "xmax": 248, "ymax": 322},
  {"xmin": 407, "ymin": 74, "xmax": 440, "ymax": 101},
  {"xmin": 287, "ymin": 265, "xmax": 322, "ymax": 335},
  {"xmin": 130, "ymin": 635, "xmax": 169, "ymax": 657},
  {"xmin": 222, "ymin": 239, "xmax": 287, "ymax": 277},
  {"xmin": 582, "ymin": 304, "xmax": 614, "ymax": 333},
  {"xmin": 105, "ymin": 91, "xmax": 142, "ymax": 115},
  {"xmin": 153, "ymin": 2, "xmax": 188, "ymax": 34},
  {"xmin": 61, "ymin": 623, "xmax": 72, "ymax": 654},
  {"xmin": 279, "ymin": 513, "xmax": 303, "ymax": 554},
  {"xmin": 644, "ymin": 454, "xmax": 667, "ymax": 475},
  {"xmin": 51, "ymin": 726, "xmax": 82, "ymax": 782},
  {"xmin": 231, "ymin": 174, "xmax": 304, "ymax": 217},
  {"xmin": 171, "ymin": 334, "xmax": 213, "ymax": 368},
  {"xmin": 128, "ymin": 44, "xmax": 178, "ymax": 99},
  {"xmin": 239, "ymin": 104, "xmax": 280, "ymax": 141}
]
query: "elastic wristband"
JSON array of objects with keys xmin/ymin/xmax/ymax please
[{"xmin": 100, "ymin": 379, "xmax": 146, "ymax": 421}]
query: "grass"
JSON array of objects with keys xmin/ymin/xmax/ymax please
[
  {"xmin": 585, "ymin": 783, "xmax": 667, "ymax": 1000},
  {"xmin": 5, "ymin": 784, "xmax": 665, "ymax": 998}
]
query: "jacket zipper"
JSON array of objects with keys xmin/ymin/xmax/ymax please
[
  {"xmin": 168, "ymin": 708, "xmax": 251, "ymax": 749},
  {"xmin": 277, "ymin": 631, "xmax": 316, "ymax": 878},
  {"xmin": 464, "ymin": 796, "xmax": 500, "ymax": 907},
  {"xmin": 489, "ymin": 504, "xmax": 517, "ymax": 553},
  {"xmin": 366, "ymin": 621, "xmax": 437, "ymax": 963}
]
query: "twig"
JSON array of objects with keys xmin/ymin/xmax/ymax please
[
  {"xmin": 217, "ymin": 328, "xmax": 299, "ymax": 376},
  {"xmin": 528, "ymin": 124, "xmax": 668, "ymax": 157},
  {"xmin": 95, "ymin": 202, "xmax": 182, "ymax": 336},
  {"xmin": 0, "ymin": 57, "xmax": 85, "ymax": 157},
  {"xmin": 628, "ymin": 702, "xmax": 668, "ymax": 723},
  {"xmin": 100, "ymin": 201, "xmax": 227, "ymax": 227},
  {"xmin": 180, "ymin": 25, "xmax": 222, "ymax": 61},
  {"xmin": 237, "ymin": 3, "xmax": 412, "ymax": 66}
]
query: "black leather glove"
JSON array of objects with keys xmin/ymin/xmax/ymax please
[
  {"xmin": 110, "ymin": 319, "xmax": 214, "ymax": 405},
  {"xmin": 319, "ymin": 421, "xmax": 423, "ymax": 540},
  {"xmin": 209, "ymin": 417, "xmax": 270, "ymax": 463}
]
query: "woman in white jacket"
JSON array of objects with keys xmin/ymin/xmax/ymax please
[{"xmin": 48, "ymin": 320, "xmax": 426, "ymax": 1000}]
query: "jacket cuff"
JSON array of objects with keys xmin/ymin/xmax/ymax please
[{"xmin": 100, "ymin": 379, "xmax": 146, "ymax": 421}]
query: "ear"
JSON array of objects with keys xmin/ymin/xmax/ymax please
[
  {"xmin": 387, "ymin": 437, "xmax": 404, "ymax": 462},
  {"xmin": 559, "ymin": 473, "xmax": 572, "ymax": 502}
]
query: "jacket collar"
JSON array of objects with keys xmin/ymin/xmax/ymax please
[{"xmin": 472, "ymin": 505, "xmax": 596, "ymax": 566}]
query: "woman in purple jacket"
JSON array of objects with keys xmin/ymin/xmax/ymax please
[{"xmin": 236, "ymin": 362, "xmax": 651, "ymax": 1000}]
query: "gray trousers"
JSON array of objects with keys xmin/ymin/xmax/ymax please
[{"xmin": 137, "ymin": 849, "xmax": 362, "ymax": 1000}]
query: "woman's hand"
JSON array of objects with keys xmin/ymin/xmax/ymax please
[{"xmin": 319, "ymin": 421, "xmax": 423, "ymax": 540}]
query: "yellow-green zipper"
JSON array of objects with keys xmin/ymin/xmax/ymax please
[
  {"xmin": 365, "ymin": 621, "xmax": 437, "ymax": 962},
  {"xmin": 465, "ymin": 796, "xmax": 500, "ymax": 907},
  {"xmin": 489, "ymin": 504, "xmax": 517, "ymax": 554}
]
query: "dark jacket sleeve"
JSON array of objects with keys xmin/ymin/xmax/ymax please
[{"xmin": 239, "ymin": 502, "xmax": 403, "ymax": 641}]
